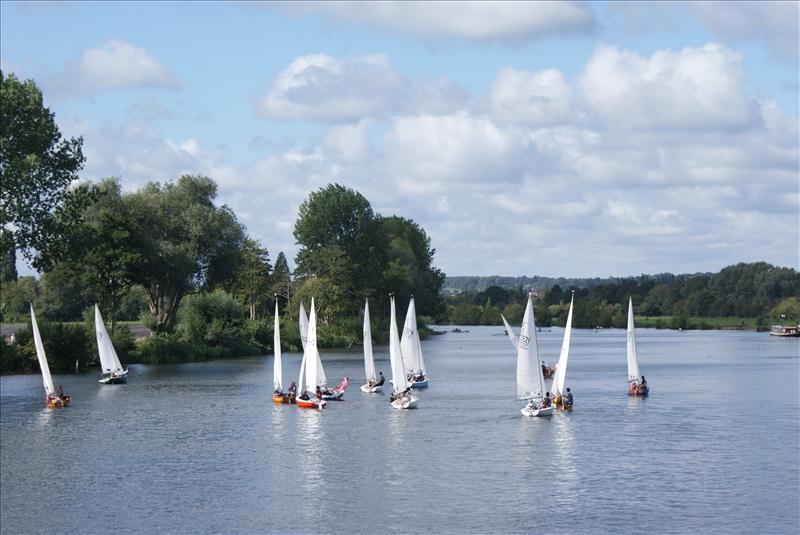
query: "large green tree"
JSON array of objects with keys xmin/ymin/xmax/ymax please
[
  {"xmin": 0, "ymin": 72, "xmax": 85, "ymax": 267},
  {"xmin": 0, "ymin": 228, "xmax": 17, "ymax": 282},
  {"xmin": 126, "ymin": 175, "xmax": 246, "ymax": 332},
  {"xmin": 228, "ymin": 238, "xmax": 272, "ymax": 320},
  {"xmin": 293, "ymin": 184, "xmax": 388, "ymax": 315}
]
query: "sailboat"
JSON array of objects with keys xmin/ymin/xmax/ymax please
[
  {"xmin": 272, "ymin": 301, "xmax": 294, "ymax": 404},
  {"xmin": 389, "ymin": 296, "xmax": 417, "ymax": 409},
  {"xmin": 296, "ymin": 297, "xmax": 326, "ymax": 409},
  {"xmin": 95, "ymin": 305, "xmax": 128, "ymax": 384},
  {"xmin": 360, "ymin": 299, "xmax": 383, "ymax": 393},
  {"xmin": 31, "ymin": 304, "xmax": 70, "ymax": 408},
  {"xmin": 400, "ymin": 297, "xmax": 428, "ymax": 388},
  {"xmin": 627, "ymin": 298, "xmax": 649, "ymax": 396},
  {"xmin": 517, "ymin": 293, "xmax": 554, "ymax": 417},
  {"xmin": 501, "ymin": 313, "xmax": 555, "ymax": 379},
  {"xmin": 551, "ymin": 291, "xmax": 575, "ymax": 409}
]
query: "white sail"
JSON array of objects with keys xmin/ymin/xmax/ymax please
[
  {"xmin": 30, "ymin": 305, "xmax": 55, "ymax": 396},
  {"xmin": 304, "ymin": 297, "xmax": 320, "ymax": 392},
  {"xmin": 626, "ymin": 297, "xmax": 641, "ymax": 383},
  {"xmin": 95, "ymin": 305, "xmax": 124, "ymax": 375},
  {"xmin": 551, "ymin": 293, "xmax": 574, "ymax": 397},
  {"xmin": 299, "ymin": 302, "xmax": 309, "ymax": 351},
  {"xmin": 273, "ymin": 301, "xmax": 282, "ymax": 392},
  {"xmin": 389, "ymin": 296, "xmax": 411, "ymax": 393},
  {"xmin": 400, "ymin": 298, "xmax": 424, "ymax": 374},
  {"xmin": 363, "ymin": 299, "xmax": 376, "ymax": 382},
  {"xmin": 516, "ymin": 293, "xmax": 545, "ymax": 401},
  {"xmin": 501, "ymin": 314, "xmax": 518, "ymax": 348}
]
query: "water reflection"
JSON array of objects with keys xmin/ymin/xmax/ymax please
[
  {"xmin": 550, "ymin": 413, "xmax": 578, "ymax": 510},
  {"xmin": 294, "ymin": 410, "xmax": 325, "ymax": 523}
]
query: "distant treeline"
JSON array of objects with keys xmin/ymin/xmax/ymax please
[{"xmin": 443, "ymin": 262, "xmax": 800, "ymax": 330}]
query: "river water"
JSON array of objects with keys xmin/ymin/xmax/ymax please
[{"xmin": 1, "ymin": 327, "xmax": 798, "ymax": 534}]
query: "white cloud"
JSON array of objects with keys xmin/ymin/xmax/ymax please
[
  {"xmin": 278, "ymin": 1, "xmax": 596, "ymax": 42},
  {"xmin": 490, "ymin": 68, "xmax": 574, "ymax": 126},
  {"xmin": 687, "ymin": 1, "xmax": 800, "ymax": 62},
  {"xmin": 258, "ymin": 53, "xmax": 405, "ymax": 122},
  {"xmin": 383, "ymin": 113, "xmax": 528, "ymax": 193},
  {"xmin": 580, "ymin": 43, "xmax": 758, "ymax": 131},
  {"xmin": 53, "ymin": 39, "xmax": 177, "ymax": 94}
]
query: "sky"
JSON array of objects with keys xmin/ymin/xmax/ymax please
[{"xmin": 2, "ymin": 1, "xmax": 798, "ymax": 278}]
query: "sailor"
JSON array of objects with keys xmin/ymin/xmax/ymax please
[
  {"xmin": 288, "ymin": 382, "xmax": 296, "ymax": 396},
  {"xmin": 375, "ymin": 371, "xmax": 385, "ymax": 386},
  {"xmin": 315, "ymin": 386, "xmax": 322, "ymax": 401},
  {"xmin": 543, "ymin": 392, "xmax": 552, "ymax": 408},
  {"xmin": 564, "ymin": 388, "xmax": 573, "ymax": 407},
  {"xmin": 56, "ymin": 385, "xmax": 64, "ymax": 398}
]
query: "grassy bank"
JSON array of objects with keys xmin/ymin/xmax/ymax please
[{"xmin": 634, "ymin": 316, "xmax": 765, "ymax": 330}]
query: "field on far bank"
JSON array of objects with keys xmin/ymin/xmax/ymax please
[{"xmin": 634, "ymin": 316, "xmax": 761, "ymax": 330}]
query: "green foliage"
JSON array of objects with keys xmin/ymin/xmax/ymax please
[
  {"xmin": 125, "ymin": 175, "xmax": 247, "ymax": 332},
  {"xmin": 0, "ymin": 275, "xmax": 37, "ymax": 321},
  {"xmin": 0, "ymin": 71, "xmax": 85, "ymax": 267},
  {"xmin": 5, "ymin": 321, "xmax": 91, "ymax": 374},
  {"xmin": 130, "ymin": 332, "xmax": 217, "ymax": 365},
  {"xmin": 178, "ymin": 290, "xmax": 246, "ymax": 356},
  {"xmin": 0, "ymin": 229, "xmax": 17, "ymax": 282},
  {"xmin": 1, "ymin": 336, "xmax": 35, "ymax": 374},
  {"xmin": 240, "ymin": 318, "xmax": 273, "ymax": 353},
  {"xmin": 771, "ymin": 297, "xmax": 800, "ymax": 324},
  {"xmin": 228, "ymin": 238, "xmax": 272, "ymax": 320},
  {"xmin": 36, "ymin": 263, "xmax": 93, "ymax": 320}
]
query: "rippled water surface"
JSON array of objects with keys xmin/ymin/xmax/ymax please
[{"xmin": 1, "ymin": 327, "xmax": 798, "ymax": 534}]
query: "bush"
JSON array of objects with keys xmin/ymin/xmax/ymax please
[
  {"xmin": 0, "ymin": 339, "xmax": 36, "ymax": 374},
  {"xmin": 131, "ymin": 333, "xmax": 218, "ymax": 365},
  {"xmin": 178, "ymin": 290, "xmax": 245, "ymax": 356}
]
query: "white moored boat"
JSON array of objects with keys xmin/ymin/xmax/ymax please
[{"xmin": 400, "ymin": 297, "xmax": 429, "ymax": 388}]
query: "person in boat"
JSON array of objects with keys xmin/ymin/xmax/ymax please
[
  {"xmin": 375, "ymin": 371, "xmax": 385, "ymax": 387},
  {"xmin": 56, "ymin": 385, "xmax": 64, "ymax": 398},
  {"xmin": 640, "ymin": 376, "xmax": 647, "ymax": 387},
  {"xmin": 288, "ymin": 382, "xmax": 297, "ymax": 397},
  {"xmin": 564, "ymin": 388, "xmax": 573, "ymax": 407},
  {"xmin": 315, "ymin": 386, "xmax": 323, "ymax": 401},
  {"xmin": 543, "ymin": 392, "xmax": 552, "ymax": 408},
  {"xmin": 299, "ymin": 390, "xmax": 310, "ymax": 401}
]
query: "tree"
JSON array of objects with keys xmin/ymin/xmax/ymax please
[
  {"xmin": 271, "ymin": 251, "xmax": 291, "ymax": 307},
  {"xmin": 380, "ymin": 216, "xmax": 445, "ymax": 319},
  {"xmin": 126, "ymin": 175, "xmax": 246, "ymax": 332},
  {"xmin": 0, "ymin": 228, "xmax": 17, "ymax": 282},
  {"xmin": 293, "ymin": 184, "xmax": 388, "ymax": 315},
  {"xmin": 229, "ymin": 239, "xmax": 272, "ymax": 320},
  {"xmin": 0, "ymin": 72, "xmax": 85, "ymax": 267}
]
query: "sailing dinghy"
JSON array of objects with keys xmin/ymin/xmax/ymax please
[
  {"xmin": 551, "ymin": 291, "xmax": 575, "ymax": 409},
  {"xmin": 272, "ymin": 301, "xmax": 294, "ymax": 404},
  {"xmin": 389, "ymin": 296, "xmax": 417, "ymax": 409},
  {"xmin": 95, "ymin": 305, "xmax": 128, "ymax": 384},
  {"xmin": 517, "ymin": 293, "xmax": 554, "ymax": 417},
  {"xmin": 501, "ymin": 313, "xmax": 556, "ymax": 379},
  {"xmin": 296, "ymin": 297, "xmax": 326, "ymax": 409},
  {"xmin": 31, "ymin": 304, "xmax": 70, "ymax": 408},
  {"xmin": 400, "ymin": 297, "xmax": 428, "ymax": 388},
  {"xmin": 298, "ymin": 301, "xmax": 347, "ymax": 400},
  {"xmin": 627, "ymin": 298, "xmax": 649, "ymax": 396},
  {"xmin": 361, "ymin": 299, "xmax": 383, "ymax": 393}
]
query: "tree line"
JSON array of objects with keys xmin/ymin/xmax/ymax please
[
  {"xmin": 0, "ymin": 71, "xmax": 445, "ymax": 373},
  {"xmin": 444, "ymin": 262, "xmax": 800, "ymax": 329}
]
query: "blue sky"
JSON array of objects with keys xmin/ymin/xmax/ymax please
[{"xmin": 2, "ymin": 1, "xmax": 798, "ymax": 277}]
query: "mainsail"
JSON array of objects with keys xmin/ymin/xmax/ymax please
[
  {"xmin": 626, "ymin": 297, "xmax": 641, "ymax": 383},
  {"xmin": 550, "ymin": 292, "xmax": 574, "ymax": 397},
  {"xmin": 299, "ymin": 302, "xmax": 309, "ymax": 351},
  {"xmin": 95, "ymin": 305, "xmax": 124, "ymax": 375},
  {"xmin": 363, "ymin": 299, "xmax": 376, "ymax": 383},
  {"xmin": 501, "ymin": 314, "xmax": 518, "ymax": 348},
  {"xmin": 389, "ymin": 296, "xmax": 411, "ymax": 394},
  {"xmin": 30, "ymin": 305, "xmax": 55, "ymax": 396},
  {"xmin": 516, "ymin": 293, "xmax": 545, "ymax": 401},
  {"xmin": 400, "ymin": 297, "xmax": 424, "ymax": 375},
  {"xmin": 273, "ymin": 301, "xmax": 282, "ymax": 392}
]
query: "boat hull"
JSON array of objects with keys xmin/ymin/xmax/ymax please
[
  {"xmin": 629, "ymin": 384, "xmax": 649, "ymax": 396},
  {"xmin": 321, "ymin": 390, "xmax": 344, "ymax": 401},
  {"xmin": 46, "ymin": 395, "xmax": 70, "ymax": 409},
  {"xmin": 360, "ymin": 384, "xmax": 383, "ymax": 393},
  {"xmin": 410, "ymin": 378, "xmax": 429, "ymax": 388},
  {"xmin": 272, "ymin": 393, "xmax": 295, "ymax": 404},
  {"xmin": 296, "ymin": 398, "xmax": 326, "ymax": 409},
  {"xmin": 391, "ymin": 395, "xmax": 418, "ymax": 409},
  {"xmin": 99, "ymin": 370, "xmax": 128, "ymax": 384},
  {"xmin": 521, "ymin": 405, "xmax": 555, "ymax": 417}
]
